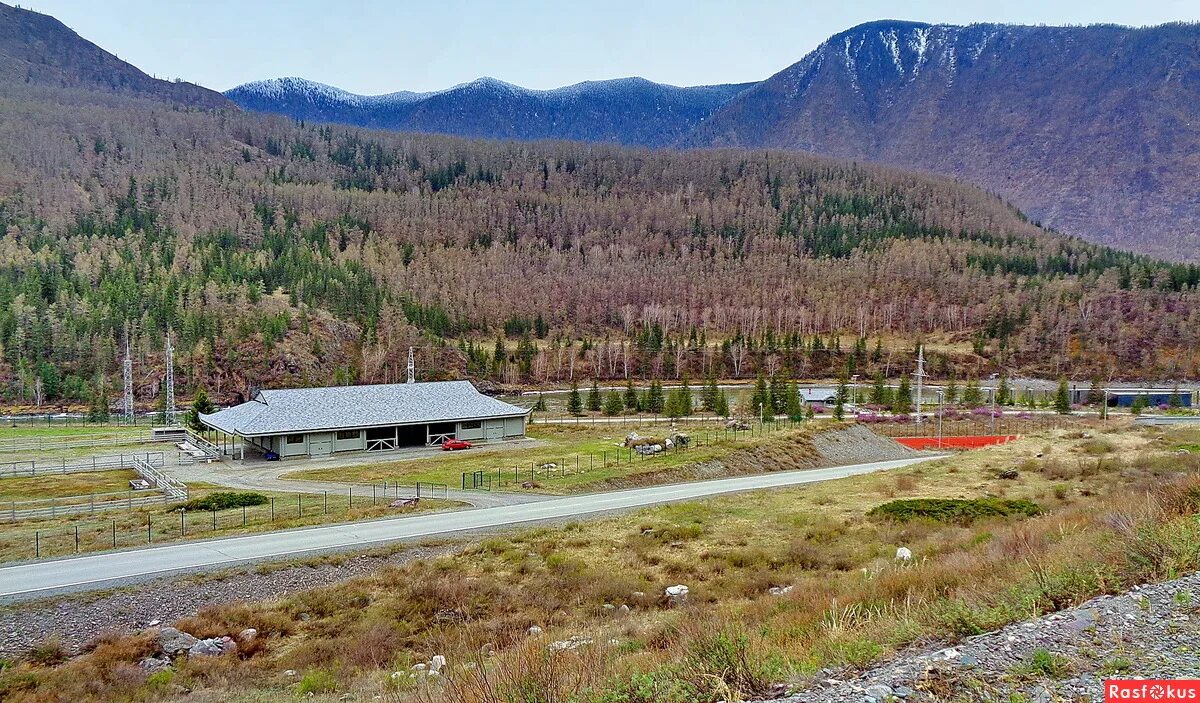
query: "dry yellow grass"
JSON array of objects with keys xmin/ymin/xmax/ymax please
[{"xmin": 4, "ymin": 421, "xmax": 1196, "ymax": 703}]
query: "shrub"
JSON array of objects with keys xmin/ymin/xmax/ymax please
[
  {"xmin": 297, "ymin": 669, "xmax": 338, "ymax": 695},
  {"xmin": 25, "ymin": 637, "xmax": 66, "ymax": 666},
  {"xmin": 681, "ymin": 630, "xmax": 775, "ymax": 700},
  {"xmin": 867, "ymin": 498, "xmax": 1042, "ymax": 525},
  {"xmin": 177, "ymin": 491, "xmax": 269, "ymax": 512},
  {"xmin": 1012, "ymin": 648, "xmax": 1071, "ymax": 679}
]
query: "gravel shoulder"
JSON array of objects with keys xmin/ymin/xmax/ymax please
[
  {"xmin": 0, "ymin": 543, "xmax": 455, "ymax": 658},
  {"xmin": 777, "ymin": 572, "xmax": 1200, "ymax": 703}
]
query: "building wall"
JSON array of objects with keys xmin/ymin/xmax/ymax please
[{"xmin": 255, "ymin": 414, "xmax": 527, "ymax": 458}]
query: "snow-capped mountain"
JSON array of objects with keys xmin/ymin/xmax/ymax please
[
  {"xmin": 227, "ymin": 76, "xmax": 755, "ymax": 147},
  {"xmin": 687, "ymin": 20, "xmax": 1200, "ymax": 258}
]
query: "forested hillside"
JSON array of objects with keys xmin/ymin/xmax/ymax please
[
  {"xmin": 688, "ymin": 20, "xmax": 1200, "ymax": 259},
  {"xmin": 2, "ymin": 73, "xmax": 1200, "ymax": 408}
]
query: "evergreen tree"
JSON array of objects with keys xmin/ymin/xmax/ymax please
[
  {"xmin": 962, "ymin": 379, "xmax": 982, "ymax": 407},
  {"xmin": 1131, "ymin": 395, "xmax": 1148, "ymax": 416},
  {"xmin": 567, "ymin": 382, "xmax": 583, "ymax": 416},
  {"xmin": 533, "ymin": 393, "xmax": 547, "ymax": 412},
  {"xmin": 1086, "ymin": 375, "xmax": 1105, "ymax": 406},
  {"xmin": 714, "ymin": 389, "xmax": 731, "ymax": 418},
  {"xmin": 87, "ymin": 386, "xmax": 111, "ymax": 423},
  {"xmin": 870, "ymin": 371, "xmax": 890, "ymax": 407},
  {"xmin": 646, "ymin": 381, "xmax": 665, "ymax": 414},
  {"xmin": 624, "ymin": 379, "xmax": 639, "ymax": 410},
  {"xmin": 769, "ymin": 373, "xmax": 789, "ymax": 414},
  {"xmin": 603, "ymin": 390, "xmax": 623, "ymax": 416},
  {"xmin": 1169, "ymin": 384, "xmax": 1183, "ymax": 409},
  {"xmin": 750, "ymin": 371, "xmax": 770, "ymax": 421},
  {"xmin": 701, "ymin": 372, "xmax": 720, "ymax": 412},
  {"xmin": 997, "ymin": 375, "xmax": 1011, "ymax": 406},
  {"xmin": 945, "ymin": 375, "xmax": 959, "ymax": 405},
  {"xmin": 1054, "ymin": 377, "xmax": 1072, "ymax": 414},
  {"xmin": 785, "ymin": 382, "xmax": 804, "ymax": 421},
  {"xmin": 587, "ymin": 379, "xmax": 602, "ymax": 412},
  {"xmin": 185, "ymin": 388, "xmax": 216, "ymax": 431},
  {"xmin": 893, "ymin": 375, "xmax": 912, "ymax": 414}
]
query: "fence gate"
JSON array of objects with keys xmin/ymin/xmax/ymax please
[{"xmin": 461, "ymin": 471, "xmax": 491, "ymax": 490}]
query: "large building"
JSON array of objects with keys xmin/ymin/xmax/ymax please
[{"xmin": 200, "ymin": 381, "xmax": 529, "ymax": 459}]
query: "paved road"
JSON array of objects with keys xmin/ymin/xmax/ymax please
[{"xmin": 0, "ymin": 456, "xmax": 941, "ymax": 599}]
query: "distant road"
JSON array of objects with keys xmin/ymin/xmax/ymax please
[{"xmin": 0, "ymin": 456, "xmax": 939, "ymax": 600}]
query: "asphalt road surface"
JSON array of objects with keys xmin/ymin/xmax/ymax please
[{"xmin": 0, "ymin": 456, "xmax": 940, "ymax": 600}]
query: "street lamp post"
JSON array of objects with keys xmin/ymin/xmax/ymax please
[
  {"xmin": 989, "ymin": 373, "xmax": 999, "ymax": 435},
  {"xmin": 936, "ymin": 389, "xmax": 945, "ymax": 448},
  {"xmin": 851, "ymin": 374, "xmax": 859, "ymax": 408}
]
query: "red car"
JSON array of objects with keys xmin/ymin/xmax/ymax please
[{"xmin": 441, "ymin": 438, "xmax": 472, "ymax": 451}]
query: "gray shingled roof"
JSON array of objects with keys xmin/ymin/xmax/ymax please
[{"xmin": 200, "ymin": 381, "xmax": 528, "ymax": 436}]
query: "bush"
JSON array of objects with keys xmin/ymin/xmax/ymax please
[
  {"xmin": 177, "ymin": 491, "xmax": 269, "ymax": 512},
  {"xmin": 296, "ymin": 669, "xmax": 337, "ymax": 695},
  {"xmin": 867, "ymin": 498, "xmax": 1042, "ymax": 525}
]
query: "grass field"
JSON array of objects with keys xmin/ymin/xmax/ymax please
[
  {"xmin": 283, "ymin": 422, "xmax": 800, "ymax": 493},
  {"xmin": 0, "ymin": 481, "xmax": 463, "ymax": 564},
  {"xmin": 0, "ymin": 470, "xmax": 139, "ymax": 503},
  {"xmin": 7, "ymin": 420, "xmax": 1198, "ymax": 703}
]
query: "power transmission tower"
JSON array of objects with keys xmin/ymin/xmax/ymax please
[
  {"xmin": 164, "ymin": 329, "xmax": 176, "ymax": 423},
  {"xmin": 122, "ymin": 331, "xmax": 134, "ymax": 424},
  {"xmin": 406, "ymin": 347, "xmax": 416, "ymax": 384},
  {"xmin": 914, "ymin": 345, "xmax": 926, "ymax": 425}
]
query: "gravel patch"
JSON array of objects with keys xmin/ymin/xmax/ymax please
[
  {"xmin": 768, "ymin": 572, "xmax": 1200, "ymax": 702},
  {"xmin": 0, "ymin": 543, "xmax": 453, "ymax": 658}
]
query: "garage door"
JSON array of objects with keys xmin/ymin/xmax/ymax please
[
  {"xmin": 485, "ymin": 421, "xmax": 504, "ymax": 440},
  {"xmin": 309, "ymin": 436, "xmax": 333, "ymax": 456}
]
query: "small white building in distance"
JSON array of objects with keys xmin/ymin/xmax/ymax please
[{"xmin": 200, "ymin": 381, "xmax": 529, "ymax": 459}]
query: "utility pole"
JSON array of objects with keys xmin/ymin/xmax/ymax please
[
  {"xmin": 164, "ymin": 329, "xmax": 175, "ymax": 424},
  {"xmin": 914, "ymin": 345, "xmax": 925, "ymax": 425},
  {"xmin": 123, "ymin": 328, "xmax": 134, "ymax": 424},
  {"xmin": 406, "ymin": 347, "xmax": 416, "ymax": 384}
]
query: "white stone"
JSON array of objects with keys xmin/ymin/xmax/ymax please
[
  {"xmin": 895, "ymin": 546, "xmax": 913, "ymax": 561},
  {"xmin": 528, "ymin": 625, "xmax": 543, "ymax": 635}
]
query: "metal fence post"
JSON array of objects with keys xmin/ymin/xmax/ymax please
[
  {"xmin": 271, "ymin": 497, "xmax": 275, "ymax": 522},
  {"xmin": 112, "ymin": 519, "xmax": 116, "ymax": 549},
  {"xmin": 148, "ymin": 513, "xmax": 152, "ymax": 543},
  {"xmin": 35, "ymin": 530, "xmax": 39, "ymax": 558},
  {"xmin": 75, "ymin": 525, "xmax": 79, "ymax": 552}
]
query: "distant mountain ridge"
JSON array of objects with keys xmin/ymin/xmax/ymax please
[
  {"xmin": 688, "ymin": 20, "xmax": 1200, "ymax": 259},
  {"xmin": 0, "ymin": 2, "xmax": 230, "ymax": 108},
  {"xmin": 226, "ymin": 76, "xmax": 755, "ymax": 147}
]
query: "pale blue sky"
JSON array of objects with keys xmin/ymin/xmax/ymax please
[{"xmin": 20, "ymin": 0, "xmax": 1200, "ymax": 93}]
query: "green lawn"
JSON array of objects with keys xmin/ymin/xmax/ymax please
[
  {"xmin": 282, "ymin": 422, "xmax": 788, "ymax": 492},
  {"xmin": 0, "ymin": 424, "xmax": 148, "ymax": 440}
]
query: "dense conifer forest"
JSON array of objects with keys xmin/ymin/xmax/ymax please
[{"xmin": 2, "ymin": 81, "xmax": 1198, "ymax": 408}]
